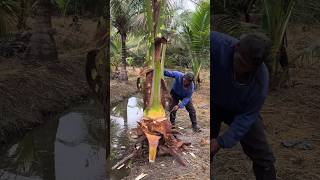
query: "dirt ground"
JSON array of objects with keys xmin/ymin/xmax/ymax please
[
  {"xmin": 212, "ymin": 25, "xmax": 320, "ymax": 180},
  {"xmin": 0, "ymin": 17, "xmax": 97, "ymax": 145},
  {"xmin": 111, "ymin": 70, "xmax": 211, "ymax": 180},
  {"xmin": 110, "ymin": 67, "xmax": 140, "ymax": 105},
  {"xmin": 0, "ymin": 56, "xmax": 89, "ymax": 145}
]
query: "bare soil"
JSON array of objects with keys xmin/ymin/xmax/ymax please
[
  {"xmin": 0, "ymin": 56, "xmax": 89, "ymax": 145},
  {"xmin": 0, "ymin": 17, "xmax": 97, "ymax": 145},
  {"xmin": 110, "ymin": 67, "xmax": 140, "ymax": 105},
  {"xmin": 212, "ymin": 25, "xmax": 320, "ymax": 180}
]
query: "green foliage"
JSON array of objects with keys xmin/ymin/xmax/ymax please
[
  {"xmin": 65, "ymin": 0, "xmax": 107, "ymax": 16},
  {"xmin": 212, "ymin": 0, "xmax": 259, "ymax": 37},
  {"xmin": 291, "ymin": 0, "xmax": 320, "ymax": 24},
  {"xmin": 262, "ymin": 0, "xmax": 295, "ymax": 75},
  {"xmin": 111, "ymin": 0, "xmax": 140, "ymax": 35},
  {"xmin": 54, "ymin": 0, "xmax": 70, "ymax": 16},
  {"xmin": 0, "ymin": 0, "xmax": 18, "ymax": 35},
  {"xmin": 212, "ymin": 0, "xmax": 320, "ymax": 87},
  {"xmin": 182, "ymin": 0, "xmax": 210, "ymax": 85},
  {"xmin": 110, "ymin": 28, "xmax": 122, "ymax": 69},
  {"xmin": 110, "ymin": 25, "xmax": 145, "ymax": 70}
]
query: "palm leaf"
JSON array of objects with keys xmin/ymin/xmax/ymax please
[{"xmin": 0, "ymin": 0, "xmax": 18, "ymax": 35}]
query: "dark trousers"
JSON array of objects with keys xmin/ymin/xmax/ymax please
[
  {"xmin": 169, "ymin": 90, "xmax": 197, "ymax": 128},
  {"xmin": 212, "ymin": 105, "xmax": 276, "ymax": 180}
]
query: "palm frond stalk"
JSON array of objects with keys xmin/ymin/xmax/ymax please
[
  {"xmin": 262, "ymin": 0, "xmax": 295, "ymax": 85},
  {"xmin": 135, "ymin": 0, "xmax": 189, "ymax": 165}
]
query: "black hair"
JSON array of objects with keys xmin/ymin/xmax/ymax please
[
  {"xmin": 238, "ymin": 33, "xmax": 271, "ymax": 67},
  {"xmin": 183, "ymin": 72, "xmax": 194, "ymax": 82}
]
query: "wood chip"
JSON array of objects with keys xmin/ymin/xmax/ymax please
[
  {"xmin": 189, "ymin": 152, "xmax": 197, "ymax": 158},
  {"xmin": 178, "ymin": 126, "xmax": 184, "ymax": 129},
  {"xmin": 117, "ymin": 164, "xmax": 125, "ymax": 170},
  {"xmin": 135, "ymin": 173, "xmax": 148, "ymax": 180}
]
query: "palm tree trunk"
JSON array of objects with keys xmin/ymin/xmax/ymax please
[
  {"xmin": 118, "ymin": 33, "xmax": 128, "ymax": 80},
  {"xmin": 33, "ymin": 117, "xmax": 58, "ymax": 180},
  {"xmin": 24, "ymin": 0, "xmax": 58, "ymax": 64},
  {"xmin": 17, "ymin": 0, "xmax": 27, "ymax": 30},
  {"xmin": 244, "ymin": 12, "xmax": 251, "ymax": 22}
]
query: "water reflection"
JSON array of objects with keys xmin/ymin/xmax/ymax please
[
  {"xmin": 0, "ymin": 100, "xmax": 106, "ymax": 180},
  {"xmin": 108, "ymin": 96, "xmax": 143, "ymax": 180}
]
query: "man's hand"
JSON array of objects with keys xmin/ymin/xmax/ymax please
[
  {"xmin": 171, "ymin": 105, "xmax": 179, "ymax": 112},
  {"xmin": 211, "ymin": 138, "xmax": 221, "ymax": 157}
]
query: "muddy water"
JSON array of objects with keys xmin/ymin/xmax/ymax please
[
  {"xmin": 107, "ymin": 96, "xmax": 143, "ymax": 180},
  {"xmin": 0, "ymin": 99, "xmax": 106, "ymax": 180}
]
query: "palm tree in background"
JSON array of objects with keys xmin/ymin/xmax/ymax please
[
  {"xmin": 212, "ymin": 0, "xmax": 320, "ymax": 87},
  {"xmin": 24, "ymin": 0, "xmax": 58, "ymax": 64},
  {"xmin": 182, "ymin": 0, "xmax": 210, "ymax": 86},
  {"xmin": 110, "ymin": 0, "xmax": 142, "ymax": 81},
  {"xmin": 0, "ymin": 0, "xmax": 18, "ymax": 35}
]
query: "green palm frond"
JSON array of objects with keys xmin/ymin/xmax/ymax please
[
  {"xmin": 291, "ymin": 0, "xmax": 320, "ymax": 24},
  {"xmin": 294, "ymin": 40, "xmax": 320, "ymax": 66},
  {"xmin": 263, "ymin": 0, "xmax": 295, "ymax": 75},
  {"xmin": 213, "ymin": 14, "xmax": 242, "ymax": 37},
  {"xmin": 188, "ymin": 0, "xmax": 210, "ymax": 53},
  {"xmin": 0, "ymin": 0, "xmax": 18, "ymax": 35},
  {"xmin": 181, "ymin": 0, "xmax": 209, "ymax": 86},
  {"xmin": 111, "ymin": 0, "xmax": 140, "ymax": 34},
  {"xmin": 54, "ymin": 0, "xmax": 71, "ymax": 16}
]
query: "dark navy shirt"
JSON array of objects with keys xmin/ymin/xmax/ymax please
[
  {"xmin": 211, "ymin": 31, "xmax": 269, "ymax": 148},
  {"xmin": 164, "ymin": 70, "xmax": 195, "ymax": 108}
]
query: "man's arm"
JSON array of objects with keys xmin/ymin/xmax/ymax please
[
  {"xmin": 211, "ymin": 31, "xmax": 238, "ymax": 60},
  {"xmin": 164, "ymin": 70, "xmax": 182, "ymax": 78},
  {"xmin": 217, "ymin": 94, "xmax": 266, "ymax": 148},
  {"xmin": 178, "ymin": 84, "xmax": 194, "ymax": 108}
]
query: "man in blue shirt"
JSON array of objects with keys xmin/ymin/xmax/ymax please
[
  {"xmin": 164, "ymin": 70, "xmax": 201, "ymax": 132},
  {"xmin": 211, "ymin": 31, "xmax": 276, "ymax": 180}
]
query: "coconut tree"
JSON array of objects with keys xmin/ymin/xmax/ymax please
[
  {"xmin": 110, "ymin": 0, "xmax": 142, "ymax": 81},
  {"xmin": 212, "ymin": 0, "xmax": 260, "ymax": 37},
  {"xmin": 262, "ymin": 0, "xmax": 295, "ymax": 86},
  {"xmin": 182, "ymin": 0, "xmax": 210, "ymax": 86},
  {"xmin": 111, "ymin": 26, "xmax": 145, "ymax": 73},
  {"xmin": 24, "ymin": 0, "xmax": 58, "ymax": 64}
]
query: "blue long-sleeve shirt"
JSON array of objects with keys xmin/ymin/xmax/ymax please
[
  {"xmin": 211, "ymin": 31, "xmax": 269, "ymax": 148},
  {"xmin": 164, "ymin": 70, "xmax": 195, "ymax": 108}
]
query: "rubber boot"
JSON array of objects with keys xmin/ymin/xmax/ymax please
[{"xmin": 253, "ymin": 163, "xmax": 276, "ymax": 180}]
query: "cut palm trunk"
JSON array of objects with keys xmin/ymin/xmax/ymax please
[
  {"xmin": 116, "ymin": 38, "xmax": 190, "ymax": 167},
  {"xmin": 140, "ymin": 37, "xmax": 190, "ymax": 164}
]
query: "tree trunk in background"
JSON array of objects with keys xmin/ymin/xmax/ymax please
[
  {"xmin": 33, "ymin": 116, "xmax": 58, "ymax": 180},
  {"xmin": 118, "ymin": 33, "xmax": 128, "ymax": 80},
  {"xmin": 24, "ymin": 0, "xmax": 58, "ymax": 64},
  {"xmin": 17, "ymin": 0, "xmax": 28, "ymax": 30},
  {"xmin": 244, "ymin": 12, "xmax": 251, "ymax": 22}
]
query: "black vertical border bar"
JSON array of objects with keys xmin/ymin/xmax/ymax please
[
  {"xmin": 210, "ymin": 0, "xmax": 214, "ymax": 179},
  {"xmin": 103, "ymin": 0, "xmax": 110, "ymax": 179}
]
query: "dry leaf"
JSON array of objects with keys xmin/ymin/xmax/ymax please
[
  {"xmin": 135, "ymin": 173, "xmax": 148, "ymax": 180},
  {"xmin": 189, "ymin": 152, "xmax": 197, "ymax": 158},
  {"xmin": 117, "ymin": 164, "xmax": 125, "ymax": 170}
]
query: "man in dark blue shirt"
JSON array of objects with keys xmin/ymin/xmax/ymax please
[
  {"xmin": 164, "ymin": 70, "xmax": 201, "ymax": 132},
  {"xmin": 210, "ymin": 31, "xmax": 276, "ymax": 180}
]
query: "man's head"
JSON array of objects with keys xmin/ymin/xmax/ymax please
[
  {"xmin": 183, "ymin": 72, "xmax": 194, "ymax": 88},
  {"xmin": 233, "ymin": 33, "xmax": 271, "ymax": 74}
]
